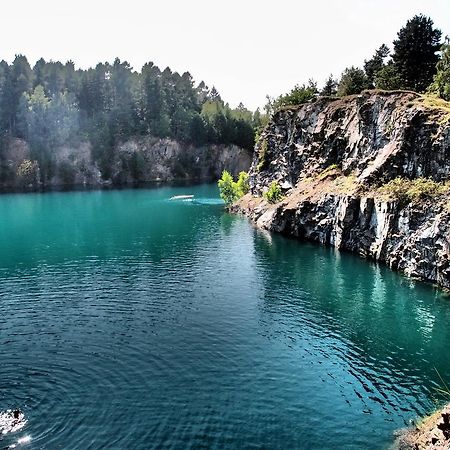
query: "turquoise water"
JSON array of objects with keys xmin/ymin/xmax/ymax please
[{"xmin": 0, "ymin": 184, "xmax": 449, "ymax": 449}]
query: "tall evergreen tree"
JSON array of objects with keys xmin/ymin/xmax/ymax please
[
  {"xmin": 392, "ymin": 15, "xmax": 442, "ymax": 92},
  {"xmin": 321, "ymin": 74, "xmax": 338, "ymax": 96}
]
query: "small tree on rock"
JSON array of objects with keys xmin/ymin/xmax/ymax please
[{"xmin": 337, "ymin": 67, "xmax": 369, "ymax": 97}]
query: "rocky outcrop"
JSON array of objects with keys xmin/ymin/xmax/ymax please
[
  {"xmin": 233, "ymin": 91, "xmax": 450, "ymax": 290},
  {"xmin": 396, "ymin": 404, "xmax": 450, "ymax": 449},
  {"xmin": 113, "ymin": 137, "xmax": 251, "ymax": 184},
  {"xmin": 0, "ymin": 136, "xmax": 251, "ymax": 190}
]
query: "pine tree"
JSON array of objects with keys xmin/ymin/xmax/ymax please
[
  {"xmin": 337, "ymin": 67, "xmax": 369, "ymax": 97},
  {"xmin": 321, "ymin": 74, "xmax": 338, "ymax": 96},
  {"xmin": 392, "ymin": 15, "xmax": 442, "ymax": 92},
  {"xmin": 364, "ymin": 44, "xmax": 390, "ymax": 88}
]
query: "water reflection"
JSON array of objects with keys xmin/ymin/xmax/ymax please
[{"xmin": 253, "ymin": 230, "xmax": 450, "ymax": 420}]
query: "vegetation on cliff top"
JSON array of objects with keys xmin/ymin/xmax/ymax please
[{"xmin": 266, "ymin": 14, "xmax": 448, "ymax": 112}]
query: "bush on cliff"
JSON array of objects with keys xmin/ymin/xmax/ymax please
[
  {"xmin": 264, "ymin": 181, "xmax": 283, "ymax": 204},
  {"xmin": 218, "ymin": 170, "xmax": 249, "ymax": 205},
  {"xmin": 265, "ymin": 81, "xmax": 318, "ymax": 115},
  {"xmin": 337, "ymin": 67, "xmax": 369, "ymax": 96}
]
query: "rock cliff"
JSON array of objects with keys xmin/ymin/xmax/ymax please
[
  {"xmin": 233, "ymin": 91, "xmax": 450, "ymax": 290},
  {"xmin": 0, "ymin": 136, "xmax": 251, "ymax": 190}
]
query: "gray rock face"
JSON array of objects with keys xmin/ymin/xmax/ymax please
[
  {"xmin": 114, "ymin": 137, "xmax": 251, "ymax": 184},
  {"xmin": 0, "ymin": 137, "xmax": 251, "ymax": 189},
  {"xmin": 235, "ymin": 91, "xmax": 450, "ymax": 290},
  {"xmin": 251, "ymin": 91, "xmax": 450, "ymax": 193}
]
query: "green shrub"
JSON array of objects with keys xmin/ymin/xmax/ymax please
[
  {"xmin": 236, "ymin": 171, "xmax": 249, "ymax": 197},
  {"xmin": 264, "ymin": 181, "xmax": 283, "ymax": 203},
  {"xmin": 218, "ymin": 170, "xmax": 249, "ymax": 205}
]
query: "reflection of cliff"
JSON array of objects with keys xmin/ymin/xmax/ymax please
[
  {"xmin": 234, "ymin": 91, "xmax": 450, "ymax": 289},
  {"xmin": 252, "ymin": 230, "xmax": 450, "ymax": 414},
  {"xmin": 0, "ymin": 136, "xmax": 251, "ymax": 190}
]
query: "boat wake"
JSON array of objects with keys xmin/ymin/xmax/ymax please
[{"xmin": 169, "ymin": 195, "xmax": 194, "ymax": 201}]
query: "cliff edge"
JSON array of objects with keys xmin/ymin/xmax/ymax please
[{"xmin": 233, "ymin": 90, "xmax": 450, "ymax": 290}]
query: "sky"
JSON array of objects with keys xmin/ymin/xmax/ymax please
[{"xmin": 0, "ymin": 0, "xmax": 449, "ymax": 110}]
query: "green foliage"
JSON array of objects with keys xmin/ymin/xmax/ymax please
[
  {"xmin": 264, "ymin": 181, "xmax": 283, "ymax": 203},
  {"xmin": 58, "ymin": 160, "xmax": 76, "ymax": 185},
  {"xmin": 392, "ymin": 14, "xmax": 442, "ymax": 92},
  {"xmin": 317, "ymin": 164, "xmax": 339, "ymax": 180},
  {"xmin": 378, "ymin": 177, "xmax": 449, "ymax": 204},
  {"xmin": 320, "ymin": 75, "xmax": 338, "ymax": 96},
  {"xmin": 428, "ymin": 38, "xmax": 450, "ymax": 101},
  {"xmin": 374, "ymin": 63, "xmax": 403, "ymax": 90},
  {"xmin": 0, "ymin": 55, "xmax": 258, "ymax": 186},
  {"xmin": 364, "ymin": 44, "xmax": 390, "ymax": 87},
  {"xmin": 337, "ymin": 67, "xmax": 369, "ymax": 97},
  {"xmin": 265, "ymin": 80, "xmax": 318, "ymax": 115},
  {"xmin": 200, "ymin": 100, "xmax": 256, "ymax": 150},
  {"xmin": 416, "ymin": 95, "xmax": 450, "ymax": 124},
  {"xmin": 236, "ymin": 171, "xmax": 249, "ymax": 197},
  {"xmin": 217, "ymin": 170, "xmax": 249, "ymax": 205}
]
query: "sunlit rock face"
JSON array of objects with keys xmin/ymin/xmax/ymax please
[
  {"xmin": 234, "ymin": 91, "xmax": 450, "ymax": 289},
  {"xmin": 249, "ymin": 91, "xmax": 450, "ymax": 193}
]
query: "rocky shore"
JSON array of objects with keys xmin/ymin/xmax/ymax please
[
  {"xmin": 395, "ymin": 405, "xmax": 450, "ymax": 449},
  {"xmin": 232, "ymin": 90, "xmax": 450, "ymax": 290}
]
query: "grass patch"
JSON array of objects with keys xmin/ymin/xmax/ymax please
[
  {"xmin": 377, "ymin": 177, "xmax": 449, "ymax": 204},
  {"xmin": 316, "ymin": 164, "xmax": 339, "ymax": 181},
  {"xmin": 334, "ymin": 174, "xmax": 360, "ymax": 194},
  {"xmin": 415, "ymin": 95, "xmax": 450, "ymax": 124}
]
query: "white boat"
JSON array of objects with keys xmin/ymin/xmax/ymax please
[{"xmin": 169, "ymin": 195, "xmax": 194, "ymax": 200}]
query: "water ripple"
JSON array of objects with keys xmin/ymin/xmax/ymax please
[{"xmin": 0, "ymin": 186, "xmax": 449, "ymax": 449}]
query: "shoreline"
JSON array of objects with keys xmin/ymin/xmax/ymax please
[{"xmin": 394, "ymin": 404, "xmax": 450, "ymax": 449}]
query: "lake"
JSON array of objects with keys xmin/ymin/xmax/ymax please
[{"xmin": 0, "ymin": 184, "xmax": 449, "ymax": 449}]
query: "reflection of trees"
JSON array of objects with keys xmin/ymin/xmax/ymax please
[{"xmin": 253, "ymin": 231, "xmax": 450, "ymax": 406}]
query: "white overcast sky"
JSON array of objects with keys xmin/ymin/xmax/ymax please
[{"xmin": 0, "ymin": 0, "xmax": 449, "ymax": 109}]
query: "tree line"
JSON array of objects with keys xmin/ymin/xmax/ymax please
[
  {"xmin": 267, "ymin": 14, "xmax": 450, "ymax": 112},
  {"xmin": 0, "ymin": 57, "xmax": 262, "ymax": 183}
]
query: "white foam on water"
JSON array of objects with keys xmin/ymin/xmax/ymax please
[{"xmin": 17, "ymin": 435, "xmax": 32, "ymax": 444}]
